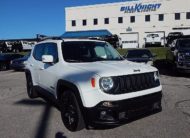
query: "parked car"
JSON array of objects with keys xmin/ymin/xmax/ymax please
[
  {"xmin": 0, "ymin": 54, "xmax": 24, "ymax": 71},
  {"xmin": 25, "ymin": 38, "xmax": 162, "ymax": 131},
  {"xmin": 166, "ymin": 32, "xmax": 183, "ymax": 47},
  {"xmin": 124, "ymin": 49, "xmax": 155, "ymax": 66},
  {"xmin": 168, "ymin": 38, "xmax": 190, "ymax": 72},
  {"xmin": 10, "ymin": 52, "xmax": 30, "ymax": 71},
  {"xmin": 144, "ymin": 33, "xmax": 162, "ymax": 47}
]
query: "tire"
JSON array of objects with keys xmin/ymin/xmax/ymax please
[
  {"xmin": 60, "ymin": 90, "xmax": 85, "ymax": 131},
  {"xmin": 0, "ymin": 63, "xmax": 8, "ymax": 71},
  {"xmin": 26, "ymin": 74, "xmax": 38, "ymax": 98}
]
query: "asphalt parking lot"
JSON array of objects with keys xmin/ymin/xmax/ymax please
[{"xmin": 0, "ymin": 70, "xmax": 190, "ymax": 138}]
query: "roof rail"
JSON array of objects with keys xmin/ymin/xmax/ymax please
[{"xmin": 37, "ymin": 36, "xmax": 63, "ymax": 42}]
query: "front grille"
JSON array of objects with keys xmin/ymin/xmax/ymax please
[
  {"xmin": 184, "ymin": 55, "xmax": 190, "ymax": 61},
  {"xmin": 108, "ymin": 72, "xmax": 160, "ymax": 95}
]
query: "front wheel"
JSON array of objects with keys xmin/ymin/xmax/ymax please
[
  {"xmin": 26, "ymin": 74, "xmax": 38, "ymax": 98},
  {"xmin": 60, "ymin": 91, "xmax": 85, "ymax": 131},
  {"xmin": 0, "ymin": 63, "xmax": 8, "ymax": 71}
]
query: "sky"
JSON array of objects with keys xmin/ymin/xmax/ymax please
[{"xmin": 0, "ymin": 0, "xmax": 130, "ymax": 39}]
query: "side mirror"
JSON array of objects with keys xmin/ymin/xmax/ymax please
[
  {"xmin": 171, "ymin": 47, "xmax": 175, "ymax": 51},
  {"xmin": 42, "ymin": 55, "xmax": 54, "ymax": 63}
]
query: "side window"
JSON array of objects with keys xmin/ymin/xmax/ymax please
[
  {"xmin": 44, "ymin": 43, "xmax": 59, "ymax": 63},
  {"xmin": 33, "ymin": 44, "xmax": 46, "ymax": 61}
]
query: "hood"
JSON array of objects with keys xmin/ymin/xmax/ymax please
[
  {"xmin": 178, "ymin": 49, "xmax": 190, "ymax": 53},
  {"xmin": 69, "ymin": 60, "xmax": 157, "ymax": 77},
  {"xmin": 12, "ymin": 56, "xmax": 28, "ymax": 62}
]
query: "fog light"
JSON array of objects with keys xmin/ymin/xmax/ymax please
[
  {"xmin": 101, "ymin": 111, "xmax": 106, "ymax": 115},
  {"xmin": 100, "ymin": 111, "xmax": 114, "ymax": 121},
  {"xmin": 102, "ymin": 102, "xmax": 114, "ymax": 107},
  {"xmin": 178, "ymin": 62, "xmax": 183, "ymax": 66},
  {"xmin": 153, "ymin": 102, "xmax": 160, "ymax": 110},
  {"xmin": 119, "ymin": 112, "xmax": 126, "ymax": 119}
]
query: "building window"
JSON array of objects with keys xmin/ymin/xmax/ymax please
[
  {"xmin": 82, "ymin": 19, "xmax": 87, "ymax": 26},
  {"xmin": 145, "ymin": 15, "xmax": 150, "ymax": 22},
  {"xmin": 71, "ymin": 20, "xmax": 76, "ymax": 26},
  {"xmin": 130, "ymin": 16, "xmax": 135, "ymax": 23},
  {"xmin": 175, "ymin": 13, "xmax": 180, "ymax": 20},
  {"xmin": 186, "ymin": 12, "xmax": 190, "ymax": 19},
  {"xmin": 104, "ymin": 18, "xmax": 109, "ymax": 24},
  {"xmin": 94, "ymin": 18, "xmax": 98, "ymax": 25},
  {"xmin": 159, "ymin": 14, "xmax": 164, "ymax": 21},
  {"xmin": 118, "ymin": 17, "xmax": 123, "ymax": 23}
]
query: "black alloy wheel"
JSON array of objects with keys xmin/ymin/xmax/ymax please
[{"xmin": 61, "ymin": 91, "xmax": 85, "ymax": 131}]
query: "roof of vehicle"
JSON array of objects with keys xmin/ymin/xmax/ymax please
[
  {"xmin": 61, "ymin": 30, "xmax": 112, "ymax": 38},
  {"xmin": 38, "ymin": 38, "xmax": 106, "ymax": 44},
  {"xmin": 177, "ymin": 37, "xmax": 190, "ymax": 40}
]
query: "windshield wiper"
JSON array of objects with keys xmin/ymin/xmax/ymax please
[{"xmin": 65, "ymin": 59, "xmax": 83, "ymax": 63}]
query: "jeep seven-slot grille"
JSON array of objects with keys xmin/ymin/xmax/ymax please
[{"xmin": 108, "ymin": 72, "xmax": 160, "ymax": 95}]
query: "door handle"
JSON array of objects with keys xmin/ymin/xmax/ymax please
[
  {"xmin": 30, "ymin": 64, "xmax": 34, "ymax": 67},
  {"xmin": 40, "ymin": 67, "xmax": 44, "ymax": 70}
]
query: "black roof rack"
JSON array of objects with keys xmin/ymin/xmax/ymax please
[{"xmin": 37, "ymin": 36, "xmax": 63, "ymax": 42}]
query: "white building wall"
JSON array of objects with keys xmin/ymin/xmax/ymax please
[{"xmin": 65, "ymin": 0, "xmax": 190, "ymax": 48}]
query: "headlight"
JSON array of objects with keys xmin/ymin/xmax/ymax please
[
  {"xmin": 23, "ymin": 61, "xmax": 27, "ymax": 65},
  {"xmin": 178, "ymin": 53, "xmax": 184, "ymax": 61},
  {"xmin": 154, "ymin": 71, "xmax": 159, "ymax": 81},
  {"xmin": 99, "ymin": 77, "xmax": 114, "ymax": 92}
]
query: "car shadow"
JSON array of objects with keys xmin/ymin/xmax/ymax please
[
  {"xmin": 15, "ymin": 97, "xmax": 67, "ymax": 138},
  {"xmin": 55, "ymin": 132, "xmax": 67, "ymax": 138}
]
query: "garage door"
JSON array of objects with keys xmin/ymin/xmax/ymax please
[{"xmin": 120, "ymin": 33, "xmax": 139, "ymax": 48}]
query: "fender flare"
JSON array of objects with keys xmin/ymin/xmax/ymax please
[
  {"xmin": 56, "ymin": 80, "xmax": 83, "ymax": 105},
  {"xmin": 56, "ymin": 79, "xmax": 89, "ymax": 126}
]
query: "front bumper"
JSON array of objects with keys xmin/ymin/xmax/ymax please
[
  {"xmin": 176, "ymin": 61, "xmax": 190, "ymax": 72},
  {"xmin": 84, "ymin": 92, "xmax": 162, "ymax": 126}
]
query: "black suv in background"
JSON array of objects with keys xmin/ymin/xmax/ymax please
[
  {"xmin": 168, "ymin": 38, "xmax": 190, "ymax": 72},
  {"xmin": 0, "ymin": 54, "xmax": 23, "ymax": 71},
  {"xmin": 166, "ymin": 32, "xmax": 183, "ymax": 47}
]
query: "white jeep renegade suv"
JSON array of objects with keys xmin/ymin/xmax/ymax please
[{"xmin": 25, "ymin": 38, "xmax": 162, "ymax": 131}]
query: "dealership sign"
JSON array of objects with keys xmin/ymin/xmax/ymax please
[{"xmin": 120, "ymin": 3, "xmax": 162, "ymax": 13}]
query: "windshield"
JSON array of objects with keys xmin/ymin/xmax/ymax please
[
  {"xmin": 177, "ymin": 39, "xmax": 190, "ymax": 49},
  {"xmin": 62, "ymin": 41, "xmax": 123, "ymax": 63},
  {"xmin": 168, "ymin": 33, "xmax": 182, "ymax": 37},
  {"xmin": 126, "ymin": 50, "xmax": 152, "ymax": 58}
]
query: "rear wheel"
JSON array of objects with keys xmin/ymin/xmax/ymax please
[
  {"xmin": 26, "ymin": 74, "xmax": 38, "ymax": 98},
  {"xmin": 60, "ymin": 90, "xmax": 85, "ymax": 131}
]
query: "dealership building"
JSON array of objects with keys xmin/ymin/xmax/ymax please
[{"xmin": 65, "ymin": 0, "xmax": 190, "ymax": 48}]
